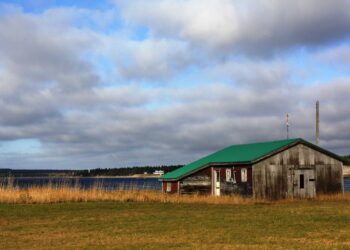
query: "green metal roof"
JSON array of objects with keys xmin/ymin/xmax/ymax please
[{"xmin": 160, "ymin": 138, "xmax": 302, "ymax": 180}]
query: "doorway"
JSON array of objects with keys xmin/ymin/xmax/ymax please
[
  {"xmin": 213, "ymin": 170, "xmax": 221, "ymax": 196},
  {"xmin": 293, "ymin": 169, "xmax": 316, "ymax": 198}
]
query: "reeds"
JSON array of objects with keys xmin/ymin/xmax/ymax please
[
  {"xmin": 0, "ymin": 184, "xmax": 255, "ymax": 204},
  {"xmin": 0, "ymin": 178, "xmax": 349, "ymax": 204},
  {"xmin": 314, "ymin": 192, "xmax": 350, "ymax": 202}
]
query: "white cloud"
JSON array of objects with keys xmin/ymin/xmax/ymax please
[
  {"xmin": 110, "ymin": 38, "xmax": 192, "ymax": 81},
  {"xmin": 118, "ymin": 0, "xmax": 350, "ymax": 56}
]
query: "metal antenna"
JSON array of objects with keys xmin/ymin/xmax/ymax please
[{"xmin": 286, "ymin": 113, "xmax": 290, "ymax": 139}]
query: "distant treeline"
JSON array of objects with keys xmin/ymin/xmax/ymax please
[
  {"xmin": 75, "ymin": 165, "xmax": 183, "ymax": 177},
  {"xmin": 0, "ymin": 169, "xmax": 75, "ymax": 177},
  {"xmin": 0, "ymin": 165, "xmax": 183, "ymax": 177},
  {"xmin": 343, "ymin": 155, "xmax": 350, "ymax": 165}
]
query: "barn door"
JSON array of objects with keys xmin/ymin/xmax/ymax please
[
  {"xmin": 293, "ymin": 169, "xmax": 316, "ymax": 198},
  {"xmin": 213, "ymin": 170, "xmax": 221, "ymax": 196}
]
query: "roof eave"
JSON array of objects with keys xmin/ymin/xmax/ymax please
[
  {"xmin": 159, "ymin": 161, "xmax": 252, "ymax": 181},
  {"xmin": 250, "ymin": 139, "xmax": 302, "ymax": 165}
]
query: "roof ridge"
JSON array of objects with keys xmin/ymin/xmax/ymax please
[
  {"xmin": 161, "ymin": 138, "xmax": 301, "ymax": 180},
  {"xmin": 225, "ymin": 138, "xmax": 301, "ymax": 147}
]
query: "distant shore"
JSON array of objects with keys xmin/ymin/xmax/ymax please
[
  {"xmin": 81, "ymin": 175, "xmax": 162, "ymax": 178},
  {"xmin": 0, "ymin": 175, "xmax": 162, "ymax": 179}
]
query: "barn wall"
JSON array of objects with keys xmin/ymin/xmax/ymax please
[
  {"xmin": 179, "ymin": 167, "xmax": 212, "ymax": 195},
  {"xmin": 179, "ymin": 165, "xmax": 252, "ymax": 196},
  {"xmin": 218, "ymin": 165, "xmax": 252, "ymax": 196},
  {"xmin": 162, "ymin": 181, "xmax": 179, "ymax": 194},
  {"xmin": 315, "ymin": 164, "xmax": 343, "ymax": 194},
  {"xmin": 253, "ymin": 144, "xmax": 343, "ymax": 199}
]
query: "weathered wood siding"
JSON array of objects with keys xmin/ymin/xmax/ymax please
[
  {"xmin": 179, "ymin": 165, "xmax": 253, "ymax": 196},
  {"xmin": 253, "ymin": 144, "xmax": 343, "ymax": 199},
  {"xmin": 179, "ymin": 168, "xmax": 212, "ymax": 194},
  {"xmin": 218, "ymin": 166, "xmax": 252, "ymax": 196}
]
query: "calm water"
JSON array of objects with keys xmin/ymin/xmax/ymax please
[
  {"xmin": 1, "ymin": 177, "xmax": 348, "ymax": 192},
  {"xmin": 0, "ymin": 177, "xmax": 162, "ymax": 191},
  {"xmin": 344, "ymin": 177, "xmax": 350, "ymax": 192}
]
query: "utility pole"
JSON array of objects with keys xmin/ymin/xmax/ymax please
[{"xmin": 316, "ymin": 101, "xmax": 320, "ymax": 145}]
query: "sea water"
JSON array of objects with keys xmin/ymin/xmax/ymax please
[
  {"xmin": 0, "ymin": 177, "xmax": 162, "ymax": 191},
  {"xmin": 2, "ymin": 177, "xmax": 349, "ymax": 192},
  {"xmin": 344, "ymin": 177, "xmax": 350, "ymax": 192}
]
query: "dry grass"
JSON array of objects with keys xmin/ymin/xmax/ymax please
[
  {"xmin": 1, "ymin": 200, "xmax": 350, "ymax": 249},
  {"xmin": 1, "ymin": 180, "xmax": 350, "ymax": 249},
  {"xmin": 0, "ymin": 184, "xmax": 254, "ymax": 204},
  {"xmin": 315, "ymin": 192, "xmax": 350, "ymax": 201},
  {"xmin": 1, "ymin": 181, "xmax": 349, "ymax": 204}
]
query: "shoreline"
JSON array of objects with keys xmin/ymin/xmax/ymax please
[{"xmin": 0, "ymin": 175, "xmax": 162, "ymax": 179}]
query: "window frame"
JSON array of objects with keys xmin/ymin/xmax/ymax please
[
  {"xmin": 241, "ymin": 168, "xmax": 248, "ymax": 182},
  {"xmin": 166, "ymin": 182, "xmax": 172, "ymax": 192},
  {"xmin": 226, "ymin": 168, "xmax": 231, "ymax": 182}
]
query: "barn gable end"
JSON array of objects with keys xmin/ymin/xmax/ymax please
[{"xmin": 252, "ymin": 143, "xmax": 343, "ymax": 200}]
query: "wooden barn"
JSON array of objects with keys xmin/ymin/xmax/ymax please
[{"xmin": 159, "ymin": 138, "xmax": 345, "ymax": 199}]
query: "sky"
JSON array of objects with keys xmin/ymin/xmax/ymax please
[{"xmin": 0, "ymin": 0, "xmax": 350, "ymax": 169}]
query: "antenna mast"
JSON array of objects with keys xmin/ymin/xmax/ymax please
[{"xmin": 286, "ymin": 113, "xmax": 290, "ymax": 139}]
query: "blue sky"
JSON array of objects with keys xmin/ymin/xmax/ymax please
[{"xmin": 0, "ymin": 0, "xmax": 350, "ymax": 169}]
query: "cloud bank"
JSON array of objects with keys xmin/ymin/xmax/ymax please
[{"xmin": 0, "ymin": 1, "xmax": 349, "ymax": 169}]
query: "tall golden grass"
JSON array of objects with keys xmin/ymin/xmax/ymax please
[
  {"xmin": 0, "ymin": 179, "xmax": 349, "ymax": 204},
  {"xmin": 0, "ymin": 185, "xmax": 255, "ymax": 204}
]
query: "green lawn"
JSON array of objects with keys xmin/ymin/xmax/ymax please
[{"xmin": 0, "ymin": 201, "xmax": 350, "ymax": 249}]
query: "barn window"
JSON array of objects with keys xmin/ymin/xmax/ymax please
[
  {"xmin": 166, "ymin": 182, "xmax": 172, "ymax": 192},
  {"xmin": 299, "ymin": 174, "xmax": 304, "ymax": 189},
  {"xmin": 216, "ymin": 171, "xmax": 220, "ymax": 182},
  {"xmin": 226, "ymin": 169, "xmax": 231, "ymax": 182},
  {"xmin": 241, "ymin": 168, "xmax": 247, "ymax": 182}
]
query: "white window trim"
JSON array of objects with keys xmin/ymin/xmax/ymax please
[
  {"xmin": 166, "ymin": 182, "xmax": 172, "ymax": 192},
  {"xmin": 241, "ymin": 168, "xmax": 247, "ymax": 182},
  {"xmin": 232, "ymin": 170, "xmax": 236, "ymax": 184},
  {"xmin": 226, "ymin": 169, "xmax": 231, "ymax": 182}
]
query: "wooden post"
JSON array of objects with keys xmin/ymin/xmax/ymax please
[{"xmin": 316, "ymin": 101, "xmax": 320, "ymax": 145}]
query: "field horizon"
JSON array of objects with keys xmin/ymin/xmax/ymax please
[{"xmin": 1, "ymin": 200, "xmax": 350, "ymax": 249}]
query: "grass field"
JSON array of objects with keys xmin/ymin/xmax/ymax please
[{"xmin": 1, "ymin": 200, "xmax": 350, "ymax": 249}]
